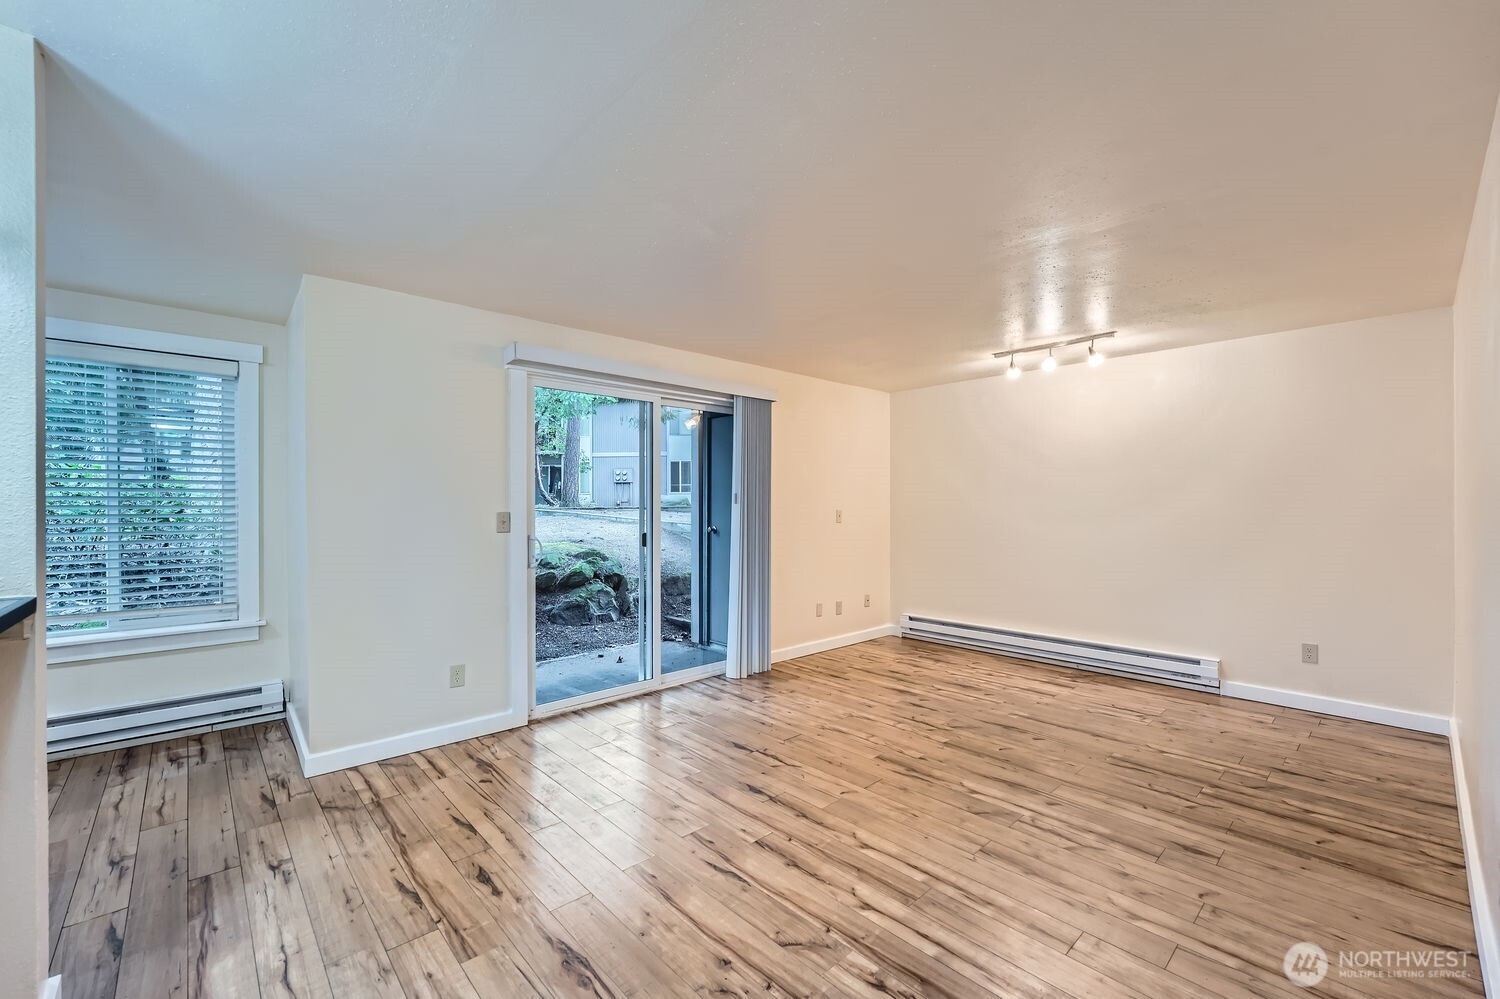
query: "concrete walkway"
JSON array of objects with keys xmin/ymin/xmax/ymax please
[{"xmin": 536, "ymin": 641, "xmax": 725, "ymax": 705}]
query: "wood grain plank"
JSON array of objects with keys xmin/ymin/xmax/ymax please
[
  {"xmin": 49, "ymin": 751, "xmax": 113, "ymax": 950},
  {"xmin": 188, "ymin": 865, "xmax": 258, "ymax": 998},
  {"xmin": 116, "ymin": 819, "xmax": 189, "ymax": 999},
  {"xmin": 308, "ymin": 771, "xmax": 436, "ymax": 951},
  {"xmin": 257, "ymin": 722, "xmax": 312, "ymax": 803},
  {"xmin": 389, "ymin": 931, "xmax": 482, "ymax": 999},
  {"xmin": 364, "ymin": 794, "xmax": 504, "ymax": 962},
  {"xmin": 237, "ymin": 821, "xmax": 334, "ymax": 999},
  {"xmin": 48, "ymin": 756, "xmax": 74, "ymax": 815},
  {"xmin": 142, "ymin": 738, "xmax": 190, "ymax": 831},
  {"xmin": 187, "ymin": 759, "xmax": 238, "ymax": 880},
  {"xmin": 51, "ymin": 909, "xmax": 127, "ymax": 999},
  {"xmin": 275, "ymin": 791, "xmax": 397, "ymax": 970},
  {"xmin": 222, "ymin": 726, "xmax": 280, "ymax": 831},
  {"xmin": 64, "ymin": 775, "xmax": 148, "ymax": 925},
  {"xmin": 324, "ymin": 948, "xmax": 407, "ymax": 998}
]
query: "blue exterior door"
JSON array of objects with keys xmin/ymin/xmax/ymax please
[{"xmin": 704, "ymin": 412, "xmax": 733, "ymax": 647}]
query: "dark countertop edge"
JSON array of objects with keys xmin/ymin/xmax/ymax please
[{"xmin": 0, "ymin": 596, "xmax": 37, "ymax": 635}]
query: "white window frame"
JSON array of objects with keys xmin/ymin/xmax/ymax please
[
  {"xmin": 668, "ymin": 459, "xmax": 691, "ymax": 494},
  {"xmin": 43, "ymin": 318, "xmax": 265, "ymax": 664}
]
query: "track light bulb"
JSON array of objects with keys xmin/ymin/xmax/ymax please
[
  {"xmin": 1088, "ymin": 341, "xmax": 1104, "ymax": 367},
  {"xmin": 1041, "ymin": 348, "xmax": 1057, "ymax": 372},
  {"xmin": 1006, "ymin": 355, "xmax": 1021, "ymax": 380}
]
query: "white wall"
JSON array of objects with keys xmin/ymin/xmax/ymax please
[
  {"xmin": 289, "ymin": 276, "xmax": 890, "ymax": 757},
  {"xmin": 42, "ymin": 291, "xmax": 291, "ymax": 715},
  {"xmin": 1453, "ymin": 88, "xmax": 1500, "ymax": 977},
  {"xmin": 893, "ymin": 309, "xmax": 1455, "ymax": 718},
  {"xmin": 0, "ymin": 26, "xmax": 47, "ymax": 998}
]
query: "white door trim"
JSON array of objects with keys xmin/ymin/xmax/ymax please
[
  {"xmin": 504, "ymin": 341, "xmax": 776, "ymax": 402},
  {"xmin": 513, "ymin": 371, "xmax": 727, "ymax": 720}
]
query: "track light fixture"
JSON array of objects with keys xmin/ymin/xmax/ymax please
[{"xmin": 994, "ymin": 331, "xmax": 1116, "ymax": 379}]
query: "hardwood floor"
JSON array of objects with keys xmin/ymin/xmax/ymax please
[{"xmin": 47, "ymin": 637, "xmax": 1484, "ymax": 997}]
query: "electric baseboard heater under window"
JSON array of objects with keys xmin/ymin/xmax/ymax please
[
  {"xmin": 47, "ymin": 681, "xmax": 285, "ymax": 756},
  {"xmin": 900, "ymin": 615, "xmax": 1221, "ymax": 692}
]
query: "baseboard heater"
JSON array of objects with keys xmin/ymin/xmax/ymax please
[
  {"xmin": 900, "ymin": 615, "xmax": 1220, "ymax": 692},
  {"xmin": 47, "ymin": 681, "xmax": 285, "ymax": 756}
]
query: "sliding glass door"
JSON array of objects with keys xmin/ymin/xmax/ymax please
[
  {"xmin": 532, "ymin": 386, "xmax": 651, "ymax": 708},
  {"xmin": 529, "ymin": 382, "xmax": 732, "ymax": 715}
]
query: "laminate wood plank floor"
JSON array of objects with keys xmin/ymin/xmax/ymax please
[{"xmin": 47, "ymin": 637, "xmax": 1486, "ymax": 997}]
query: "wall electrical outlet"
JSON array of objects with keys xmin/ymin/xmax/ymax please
[
  {"xmin": 1300, "ymin": 644, "xmax": 1319, "ymax": 665},
  {"xmin": 449, "ymin": 664, "xmax": 467, "ymax": 688},
  {"xmin": 815, "ymin": 603, "xmax": 824, "ymax": 618},
  {"xmin": 835, "ymin": 600, "xmax": 843, "ymax": 616}
]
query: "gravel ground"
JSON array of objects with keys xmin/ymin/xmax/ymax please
[
  {"xmin": 533, "ymin": 508, "xmax": 693, "ymax": 661},
  {"xmin": 535, "ymin": 507, "xmax": 691, "ymax": 577}
]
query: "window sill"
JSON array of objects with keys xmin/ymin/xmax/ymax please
[{"xmin": 47, "ymin": 619, "xmax": 265, "ymax": 665}]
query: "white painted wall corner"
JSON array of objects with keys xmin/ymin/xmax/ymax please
[
  {"xmin": 1451, "ymin": 718, "xmax": 1499, "ymax": 996},
  {"xmin": 286, "ymin": 703, "xmax": 523, "ymax": 777}
]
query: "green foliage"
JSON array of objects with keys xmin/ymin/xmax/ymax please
[
  {"xmin": 533, "ymin": 388, "xmax": 617, "ymax": 455},
  {"xmin": 44, "ymin": 363, "xmax": 231, "ymax": 628}
]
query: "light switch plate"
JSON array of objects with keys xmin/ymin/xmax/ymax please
[{"xmin": 496, "ymin": 512, "xmax": 511, "ymax": 533}]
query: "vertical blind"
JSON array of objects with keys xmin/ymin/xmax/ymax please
[
  {"xmin": 44, "ymin": 340, "xmax": 240, "ymax": 634},
  {"xmin": 726, "ymin": 395, "xmax": 772, "ymax": 679}
]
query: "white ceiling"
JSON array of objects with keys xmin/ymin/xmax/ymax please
[{"xmin": 5, "ymin": 1, "xmax": 1499, "ymax": 390}]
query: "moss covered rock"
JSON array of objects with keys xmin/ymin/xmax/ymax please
[
  {"xmin": 536, "ymin": 541, "xmax": 632, "ymax": 595},
  {"xmin": 546, "ymin": 579, "xmax": 623, "ymax": 624}
]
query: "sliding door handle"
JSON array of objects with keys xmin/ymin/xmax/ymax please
[{"xmin": 528, "ymin": 535, "xmax": 542, "ymax": 566}]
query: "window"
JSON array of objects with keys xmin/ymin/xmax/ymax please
[
  {"xmin": 43, "ymin": 319, "xmax": 263, "ymax": 662},
  {"xmin": 668, "ymin": 459, "xmax": 691, "ymax": 494}
]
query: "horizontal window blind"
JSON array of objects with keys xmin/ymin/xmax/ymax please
[{"xmin": 44, "ymin": 342, "xmax": 240, "ymax": 635}]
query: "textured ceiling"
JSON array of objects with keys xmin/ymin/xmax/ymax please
[{"xmin": 4, "ymin": 0, "xmax": 1499, "ymax": 389}]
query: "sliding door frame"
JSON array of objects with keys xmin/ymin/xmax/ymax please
[{"xmin": 520, "ymin": 372, "xmax": 728, "ymax": 721}]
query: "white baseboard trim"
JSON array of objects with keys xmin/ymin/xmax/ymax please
[
  {"xmin": 1220, "ymin": 681, "xmax": 1449, "ymax": 735},
  {"xmin": 286, "ymin": 703, "xmax": 524, "ymax": 778},
  {"xmin": 772, "ymin": 624, "xmax": 900, "ymax": 664},
  {"xmin": 1451, "ymin": 719, "xmax": 1499, "ymax": 996}
]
